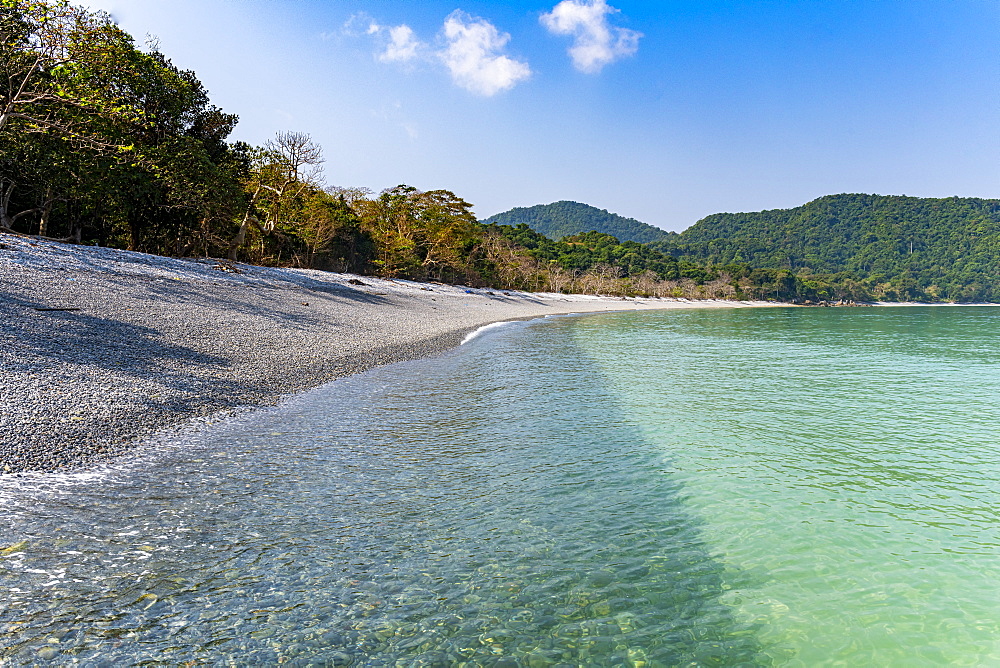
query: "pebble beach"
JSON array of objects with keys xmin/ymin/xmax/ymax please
[{"xmin": 0, "ymin": 233, "xmax": 770, "ymax": 474}]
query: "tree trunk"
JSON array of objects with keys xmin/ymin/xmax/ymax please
[
  {"xmin": 128, "ymin": 220, "xmax": 140, "ymax": 251},
  {"xmin": 229, "ymin": 187, "xmax": 261, "ymax": 260},
  {"xmin": 38, "ymin": 186, "xmax": 54, "ymax": 236},
  {"xmin": 0, "ymin": 180, "xmax": 15, "ymax": 230}
]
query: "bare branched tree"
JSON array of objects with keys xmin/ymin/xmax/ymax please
[
  {"xmin": 229, "ymin": 131, "xmax": 325, "ymax": 258},
  {"xmin": 265, "ymin": 131, "xmax": 324, "ymax": 189}
]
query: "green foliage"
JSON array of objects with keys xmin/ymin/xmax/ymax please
[
  {"xmin": 353, "ymin": 186, "xmax": 486, "ymax": 283},
  {"xmin": 296, "ymin": 193, "xmax": 374, "ymax": 273},
  {"xmin": 652, "ymin": 194, "xmax": 1000, "ymax": 302},
  {"xmin": 1, "ymin": 0, "xmax": 148, "ymax": 143},
  {"xmin": 1, "ymin": 0, "xmax": 246, "ymax": 254},
  {"xmin": 488, "ymin": 223, "xmax": 694, "ymax": 280},
  {"xmin": 483, "ymin": 201, "xmax": 676, "ymax": 244}
]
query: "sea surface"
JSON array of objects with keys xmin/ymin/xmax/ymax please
[{"xmin": 2, "ymin": 306, "xmax": 999, "ymax": 666}]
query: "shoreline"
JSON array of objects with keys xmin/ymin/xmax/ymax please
[{"xmin": 1, "ymin": 234, "xmax": 776, "ymax": 475}]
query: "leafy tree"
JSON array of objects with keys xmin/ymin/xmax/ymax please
[
  {"xmin": 353, "ymin": 185, "xmax": 485, "ymax": 283},
  {"xmin": 1, "ymin": 0, "xmax": 143, "ymax": 232},
  {"xmin": 1, "ymin": 0, "xmax": 243, "ymax": 254},
  {"xmin": 229, "ymin": 131, "xmax": 323, "ymax": 261},
  {"xmin": 297, "ymin": 191, "xmax": 374, "ymax": 272},
  {"xmin": 1, "ymin": 0, "xmax": 142, "ymax": 140}
]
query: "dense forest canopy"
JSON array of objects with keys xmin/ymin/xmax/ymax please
[
  {"xmin": 490, "ymin": 225, "xmax": 714, "ymax": 282},
  {"xmin": 483, "ymin": 201, "xmax": 676, "ymax": 245},
  {"xmin": 652, "ymin": 194, "xmax": 1000, "ymax": 302}
]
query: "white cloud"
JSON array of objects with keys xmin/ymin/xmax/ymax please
[
  {"xmin": 540, "ymin": 0, "xmax": 641, "ymax": 73},
  {"xmin": 377, "ymin": 24, "xmax": 424, "ymax": 63},
  {"xmin": 360, "ymin": 19, "xmax": 425, "ymax": 63},
  {"xmin": 360, "ymin": 10, "xmax": 530, "ymax": 96},
  {"xmin": 439, "ymin": 11, "xmax": 531, "ymax": 96}
]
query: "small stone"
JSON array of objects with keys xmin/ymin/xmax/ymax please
[
  {"xmin": 37, "ymin": 646, "xmax": 59, "ymax": 660},
  {"xmin": 590, "ymin": 572, "xmax": 614, "ymax": 587},
  {"xmin": 329, "ymin": 651, "xmax": 354, "ymax": 666}
]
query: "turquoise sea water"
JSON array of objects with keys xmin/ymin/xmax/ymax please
[{"xmin": 2, "ymin": 307, "xmax": 1000, "ymax": 666}]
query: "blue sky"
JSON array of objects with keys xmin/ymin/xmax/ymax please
[{"xmin": 80, "ymin": 0, "xmax": 1000, "ymax": 231}]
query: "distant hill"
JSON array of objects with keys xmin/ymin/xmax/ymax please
[
  {"xmin": 651, "ymin": 193, "xmax": 1000, "ymax": 302},
  {"xmin": 483, "ymin": 201, "xmax": 676, "ymax": 244}
]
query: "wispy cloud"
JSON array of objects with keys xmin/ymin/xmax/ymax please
[
  {"xmin": 341, "ymin": 12, "xmax": 376, "ymax": 37},
  {"xmin": 540, "ymin": 0, "xmax": 641, "ymax": 73},
  {"xmin": 439, "ymin": 11, "xmax": 531, "ymax": 96},
  {"xmin": 372, "ymin": 101, "xmax": 420, "ymax": 142}
]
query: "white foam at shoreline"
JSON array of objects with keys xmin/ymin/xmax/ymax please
[{"xmin": 461, "ymin": 321, "xmax": 515, "ymax": 345}]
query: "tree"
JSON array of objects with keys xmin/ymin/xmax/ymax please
[
  {"xmin": 1, "ymin": 1, "xmax": 242, "ymax": 252},
  {"xmin": 296, "ymin": 191, "xmax": 373, "ymax": 272},
  {"xmin": 410, "ymin": 188, "xmax": 481, "ymax": 281},
  {"xmin": 229, "ymin": 131, "xmax": 323, "ymax": 260},
  {"xmin": 353, "ymin": 185, "xmax": 486, "ymax": 283},
  {"xmin": 1, "ymin": 0, "xmax": 141, "ymax": 233},
  {"xmin": 111, "ymin": 51, "xmax": 240, "ymax": 252},
  {"xmin": 1, "ymin": 0, "xmax": 144, "ymax": 142}
]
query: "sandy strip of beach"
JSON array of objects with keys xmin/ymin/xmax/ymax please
[{"xmin": 0, "ymin": 234, "xmax": 772, "ymax": 474}]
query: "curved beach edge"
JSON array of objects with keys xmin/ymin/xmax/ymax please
[{"xmin": 0, "ymin": 233, "xmax": 777, "ymax": 474}]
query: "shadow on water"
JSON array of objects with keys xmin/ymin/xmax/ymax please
[{"xmin": 0, "ymin": 314, "xmax": 763, "ymax": 666}]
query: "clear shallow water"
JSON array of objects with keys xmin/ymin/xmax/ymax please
[
  {"xmin": 573, "ymin": 307, "xmax": 1000, "ymax": 666},
  {"xmin": 2, "ymin": 307, "xmax": 1000, "ymax": 666}
]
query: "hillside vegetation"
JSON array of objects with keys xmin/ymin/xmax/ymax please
[
  {"xmin": 486, "ymin": 224, "xmax": 744, "ymax": 297},
  {"xmin": 483, "ymin": 201, "xmax": 676, "ymax": 244},
  {"xmin": 652, "ymin": 194, "xmax": 1000, "ymax": 302}
]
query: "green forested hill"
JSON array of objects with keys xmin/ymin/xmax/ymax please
[
  {"xmin": 651, "ymin": 194, "xmax": 1000, "ymax": 302},
  {"xmin": 483, "ymin": 201, "xmax": 676, "ymax": 244}
]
